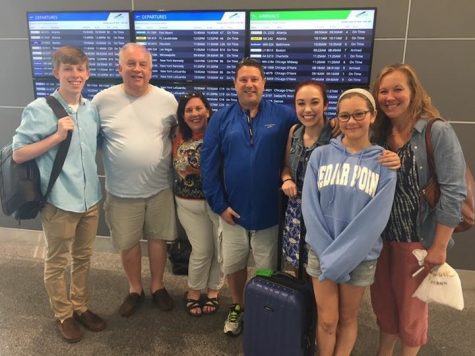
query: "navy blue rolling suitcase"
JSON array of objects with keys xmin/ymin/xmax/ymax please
[
  {"xmin": 243, "ymin": 193, "xmax": 316, "ymax": 355},
  {"xmin": 243, "ymin": 271, "xmax": 316, "ymax": 356}
]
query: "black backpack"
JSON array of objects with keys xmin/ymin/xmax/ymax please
[{"xmin": 0, "ymin": 96, "xmax": 72, "ymax": 221}]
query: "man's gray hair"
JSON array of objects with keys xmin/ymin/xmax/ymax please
[{"xmin": 118, "ymin": 43, "xmax": 153, "ymax": 67}]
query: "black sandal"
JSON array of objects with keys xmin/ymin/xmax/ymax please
[
  {"xmin": 185, "ymin": 293, "xmax": 202, "ymax": 317},
  {"xmin": 202, "ymin": 297, "xmax": 219, "ymax": 315}
]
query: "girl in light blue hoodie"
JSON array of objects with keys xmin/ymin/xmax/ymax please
[{"xmin": 302, "ymin": 89, "xmax": 397, "ymax": 356}]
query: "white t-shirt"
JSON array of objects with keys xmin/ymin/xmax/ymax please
[{"xmin": 93, "ymin": 84, "xmax": 178, "ymax": 198}]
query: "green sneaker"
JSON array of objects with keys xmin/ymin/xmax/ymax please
[{"xmin": 224, "ymin": 304, "xmax": 244, "ymax": 336}]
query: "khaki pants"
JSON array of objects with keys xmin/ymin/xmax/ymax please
[{"xmin": 41, "ymin": 203, "xmax": 99, "ymax": 321}]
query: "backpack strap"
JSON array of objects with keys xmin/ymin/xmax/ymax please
[{"xmin": 42, "ymin": 96, "xmax": 73, "ymax": 203}]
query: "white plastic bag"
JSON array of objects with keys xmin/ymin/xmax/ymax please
[{"xmin": 411, "ymin": 249, "xmax": 464, "ymax": 310}]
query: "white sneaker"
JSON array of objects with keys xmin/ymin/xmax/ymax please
[{"xmin": 223, "ymin": 304, "xmax": 243, "ymax": 336}]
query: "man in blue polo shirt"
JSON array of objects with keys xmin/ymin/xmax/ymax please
[
  {"xmin": 201, "ymin": 58, "xmax": 297, "ymax": 336},
  {"xmin": 12, "ymin": 47, "xmax": 104, "ymax": 343}
]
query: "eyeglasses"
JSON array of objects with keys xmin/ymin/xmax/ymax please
[{"xmin": 337, "ymin": 110, "xmax": 370, "ymax": 122}]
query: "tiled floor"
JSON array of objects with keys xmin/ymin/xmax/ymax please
[{"xmin": 0, "ymin": 227, "xmax": 474, "ymax": 355}]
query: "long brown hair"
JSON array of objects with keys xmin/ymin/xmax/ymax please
[{"xmin": 372, "ymin": 63, "xmax": 440, "ymax": 144}]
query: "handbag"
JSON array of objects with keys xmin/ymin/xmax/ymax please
[
  {"xmin": 419, "ymin": 118, "xmax": 475, "ymax": 232},
  {"xmin": 168, "ymin": 239, "xmax": 191, "ymax": 275},
  {"xmin": 0, "ymin": 96, "xmax": 72, "ymax": 221}
]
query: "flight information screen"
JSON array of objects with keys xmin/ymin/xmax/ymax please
[
  {"xmin": 264, "ymin": 86, "xmax": 342, "ymax": 119},
  {"xmin": 163, "ymin": 84, "xmax": 341, "ymax": 118},
  {"xmin": 161, "ymin": 83, "xmax": 237, "ymax": 112},
  {"xmin": 133, "ymin": 11, "xmax": 246, "ymax": 81},
  {"xmin": 33, "ymin": 78, "xmax": 115, "ymax": 100},
  {"xmin": 27, "ymin": 11, "xmax": 130, "ymax": 78},
  {"xmin": 249, "ymin": 9, "xmax": 376, "ymax": 85},
  {"xmin": 27, "ymin": 8, "xmax": 378, "ymax": 108}
]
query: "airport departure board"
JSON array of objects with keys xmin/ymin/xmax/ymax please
[
  {"xmin": 33, "ymin": 78, "xmax": 116, "ymax": 100},
  {"xmin": 133, "ymin": 11, "xmax": 246, "ymax": 81},
  {"xmin": 27, "ymin": 12, "xmax": 130, "ymax": 78},
  {"xmin": 249, "ymin": 9, "xmax": 376, "ymax": 85},
  {"xmin": 27, "ymin": 8, "xmax": 377, "ymax": 113},
  {"xmin": 263, "ymin": 86, "xmax": 342, "ymax": 118},
  {"xmin": 161, "ymin": 83, "xmax": 237, "ymax": 112}
]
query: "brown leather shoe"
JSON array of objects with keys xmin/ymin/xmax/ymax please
[
  {"xmin": 118, "ymin": 290, "xmax": 145, "ymax": 317},
  {"xmin": 152, "ymin": 288, "xmax": 174, "ymax": 311},
  {"xmin": 57, "ymin": 317, "xmax": 82, "ymax": 343},
  {"xmin": 73, "ymin": 310, "xmax": 106, "ymax": 332}
]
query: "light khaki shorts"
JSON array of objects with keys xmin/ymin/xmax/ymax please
[
  {"xmin": 104, "ymin": 189, "xmax": 177, "ymax": 251},
  {"xmin": 220, "ymin": 221, "xmax": 278, "ymax": 275}
]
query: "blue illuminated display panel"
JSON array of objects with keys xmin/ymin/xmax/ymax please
[
  {"xmin": 160, "ymin": 83, "xmax": 237, "ymax": 112},
  {"xmin": 27, "ymin": 9, "xmax": 377, "ymax": 104},
  {"xmin": 163, "ymin": 84, "xmax": 341, "ymax": 119},
  {"xmin": 133, "ymin": 11, "xmax": 246, "ymax": 81},
  {"xmin": 27, "ymin": 12, "xmax": 130, "ymax": 79},
  {"xmin": 263, "ymin": 86, "xmax": 342, "ymax": 119},
  {"xmin": 33, "ymin": 78, "xmax": 116, "ymax": 100},
  {"xmin": 249, "ymin": 9, "xmax": 376, "ymax": 85}
]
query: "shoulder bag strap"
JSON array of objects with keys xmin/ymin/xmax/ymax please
[
  {"xmin": 425, "ymin": 118, "xmax": 443, "ymax": 181},
  {"xmin": 43, "ymin": 96, "xmax": 73, "ymax": 201}
]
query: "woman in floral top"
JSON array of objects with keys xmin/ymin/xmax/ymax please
[{"xmin": 173, "ymin": 91, "xmax": 223, "ymax": 316}]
